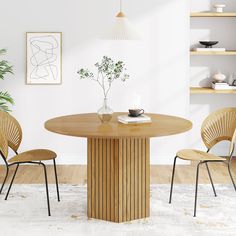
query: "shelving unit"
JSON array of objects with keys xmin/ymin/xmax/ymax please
[
  {"xmin": 191, "ymin": 12, "xmax": 236, "ymax": 17},
  {"xmin": 190, "ymin": 87, "xmax": 236, "ymax": 94},
  {"xmin": 190, "ymin": 50, "xmax": 236, "ymax": 56},
  {"xmin": 190, "ymin": 12, "xmax": 236, "ymax": 95}
]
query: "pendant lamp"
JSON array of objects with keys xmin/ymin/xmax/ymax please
[{"xmin": 107, "ymin": 0, "xmax": 140, "ymax": 40}]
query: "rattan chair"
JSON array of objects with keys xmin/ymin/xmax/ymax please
[
  {"xmin": 0, "ymin": 111, "xmax": 60, "ymax": 216},
  {"xmin": 169, "ymin": 107, "xmax": 236, "ymax": 217}
]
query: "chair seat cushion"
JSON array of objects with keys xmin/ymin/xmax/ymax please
[
  {"xmin": 8, "ymin": 149, "xmax": 57, "ymax": 163},
  {"xmin": 177, "ymin": 149, "xmax": 226, "ymax": 161}
]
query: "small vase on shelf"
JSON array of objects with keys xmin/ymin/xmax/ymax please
[
  {"xmin": 213, "ymin": 4, "xmax": 226, "ymax": 13},
  {"xmin": 212, "ymin": 72, "xmax": 226, "ymax": 83},
  {"xmin": 97, "ymin": 98, "xmax": 113, "ymax": 123},
  {"xmin": 228, "ymin": 73, "xmax": 236, "ymax": 86}
]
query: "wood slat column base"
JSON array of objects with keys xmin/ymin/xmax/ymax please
[{"xmin": 87, "ymin": 138, "xmax": 150, "ymax": 222}]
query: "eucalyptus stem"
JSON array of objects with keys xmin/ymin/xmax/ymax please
[
  {"xmin": 101, "ymin": 72, "xmax": 107, "ymax": 98},
  {"xmin": 77, "ymin": 56, "xmax": 129, "ymax": 99},
  {"xmin": 105, "ymin": 82, "xmax": 112, "ymax": 98}
]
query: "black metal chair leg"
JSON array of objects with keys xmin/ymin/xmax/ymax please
[
  {"xmin": 0, "ymin": 165, "xmax": 9, "ymax": 194},
  {"xmin": 41, "ymin": 163, "xmax": 51, "ymax": 216},
  {"xmin": 205, "ymin": 162, "xmax": 217, "ymax": 197},
  {"xmin": 194, "ymin": 162, "xmax": 201, "ymax": 217},
  {"xmin": 53, "ymin": 159, "xmax": 60, "ymax": 202},
  {"xmin": 228, "ymin": 163, "xmax": 236, "ymax": 191},
  {"xmin": 169, "ymin": 156, "xmax": 178, "ymax": 204},
  {"xmin": 5, "ymin": 164, "xmax": 19, "ymax": 200}
]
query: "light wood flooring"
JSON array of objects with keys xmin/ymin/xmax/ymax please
[{"xmin": 0, "ymin": 159, "xmax": 235, "ymax": 185}]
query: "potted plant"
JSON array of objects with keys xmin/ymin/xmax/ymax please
[
  {"xmin": 0, "ymin": 49, "xmax": 14, "ymax": 112},
  {"xmin": 78, "ymin": 56, "xmax": 129, "ymax": 122}
]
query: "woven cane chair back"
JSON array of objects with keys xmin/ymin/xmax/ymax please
[
  {"xmin": 0, "ymin": 130, "xmax": 8, "ymax": 158},
  {"xmin": 201, "ymin": 108, "xmax": 236, "ymax": 156},
  {"xmin": 0, "ymin": 111, "xmax": 22, "ymax": 154}
]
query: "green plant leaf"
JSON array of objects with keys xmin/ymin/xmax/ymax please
[
  {"xmin": 0, "ymin": 49, "xmax": 14, "ymax": 112},
  {"xmin": 0, "ymin": 91, "xmax": 14, "ymax": 112}
]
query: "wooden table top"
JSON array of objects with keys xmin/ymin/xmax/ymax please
[{"xmin": 45, "ymin": 113, "xmax": 192, "ymax": 138}]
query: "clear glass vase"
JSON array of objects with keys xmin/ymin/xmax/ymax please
[{"xmin": 97, "ymin": 98, "xmax": 113, "ymax": 123}]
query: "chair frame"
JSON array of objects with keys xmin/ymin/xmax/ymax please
[
  {"xmin": 169, "ymin": 108, "xmax": 236, "ymax": 217},
  {"xmin": 0, "ymin": 153, "xmax": 60, "ymax": 216},
  {"xmin": 0, "ymin": 111, "xmax": 60, "ymax": 216},
  {"xmin": 169, "ymin": 148, "xmax": 235, "ymax": 217}
]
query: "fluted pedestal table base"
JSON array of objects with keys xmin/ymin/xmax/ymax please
[{"xmin": 87, "ymin": 138, "xmax": 150, "ymax": 223}]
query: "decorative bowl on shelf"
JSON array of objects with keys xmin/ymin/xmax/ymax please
[{"xmin": 199, "ymin": 41, "xmax": 219, "ymax": 48}]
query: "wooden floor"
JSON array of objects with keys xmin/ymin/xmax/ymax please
[{"xmin": 0, "ymin": 159, "xmax": 235, "ymax": 185}]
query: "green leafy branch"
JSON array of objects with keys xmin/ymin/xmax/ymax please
[
  {"xmin": 0, "ymin": 49, "xmax": 14, "ymax": 112},
  {"xmin": 77, "ymin": 56, "xmax": 129, "ymax": 99},
  {"xmin": 0, "ymin": 92, "xmax": 14, "ymax": 112},
  {"xmin": 0, "ymin": 49, "xmax": 13, "ymax": 80}
]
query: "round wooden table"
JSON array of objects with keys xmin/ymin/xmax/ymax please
[{"xmin": 45, "ymin": 113, "xmax": 192, "ymax": 222}]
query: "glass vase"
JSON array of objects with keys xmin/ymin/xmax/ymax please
[{"xmin": 97, "ymin": 98, "xmax": 113, "ymax": 123}]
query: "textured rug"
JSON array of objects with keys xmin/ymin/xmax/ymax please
[{"xmin": 0, "ymin": 184, "xmax": 235, "ymax": 236}]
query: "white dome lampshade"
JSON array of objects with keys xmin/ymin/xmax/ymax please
[{"xmin": 106, "ymin": 1, "xmax": 140, "ymax": 40}]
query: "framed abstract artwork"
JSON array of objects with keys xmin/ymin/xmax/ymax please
[{"xmin": 26, "ymin": 32, "xmax": 62, "ymax": 85}]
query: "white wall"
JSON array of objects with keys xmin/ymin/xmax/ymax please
[
  {"xmin": 1, "ymin": 0, "xmax": 192, "ymax": 165},
  {"xmin": 190, "ymin": 0, "xmax": 236, "ymax": 155}
]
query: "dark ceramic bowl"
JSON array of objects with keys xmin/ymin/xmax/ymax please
[{"xmin": 199, "ymin": 41, "xmax": 219, "ymax": 48}]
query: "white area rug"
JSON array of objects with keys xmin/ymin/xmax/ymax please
[{"xmin": 0, "ymin": 184, "xmax": 236, "ymax": 236}]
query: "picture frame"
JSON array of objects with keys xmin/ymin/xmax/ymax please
[{"xmin": 26, "ymin": 32, "xmax": 62, "ymax": 85}]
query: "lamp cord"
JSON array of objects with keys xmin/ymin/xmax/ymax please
[{"xmin": 120, "ymin": 0, "xmax": 122, "ymax": 12}]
